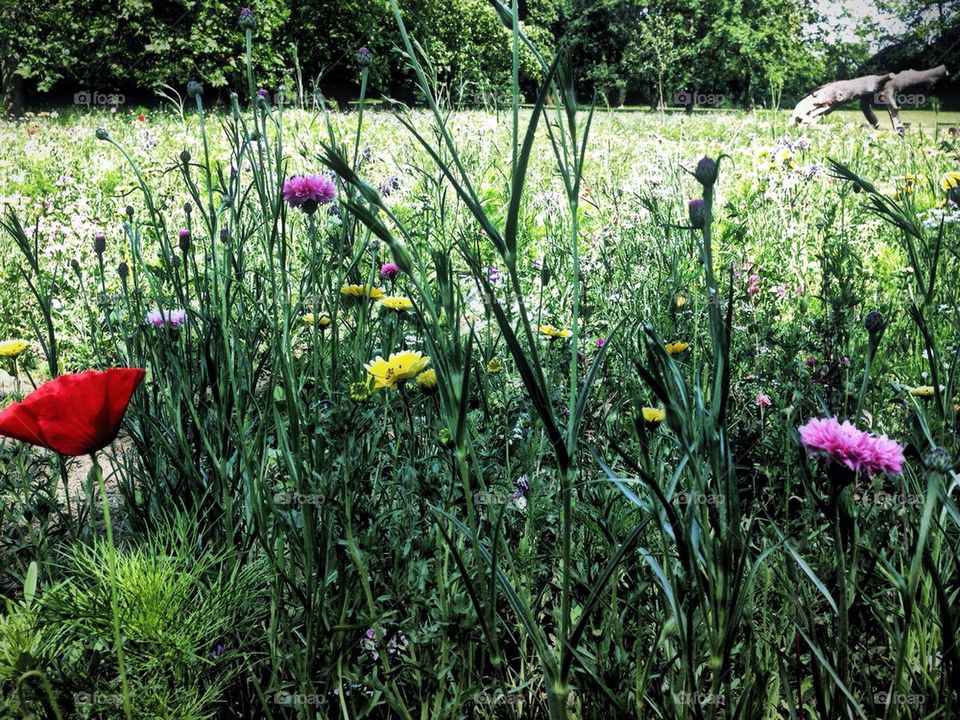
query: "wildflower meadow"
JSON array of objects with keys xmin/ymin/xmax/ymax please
[{"xmin": 1, "ymin": 3, "xmax": 960, "ymax": 719}]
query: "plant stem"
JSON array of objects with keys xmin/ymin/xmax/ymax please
[{"xmin": 91, "ymin": 457, "xmax": 132, "ymax": 720}]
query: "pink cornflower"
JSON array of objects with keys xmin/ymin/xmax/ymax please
[
  {"xmin": 146, "ymin": 309, "xmax": 186, "ymax": 328},
  {"xmin": 755, "ymin": 393, "xmax": 771, "ymax": 407},
  {"xmin": 282, "ymin": 174, "xmax": 337, "ymax": 213},
  {"xmin": 380, "ymin": 262, "xmax": 400, "ymax": 279},
  {"xmin": 798, "ymin": 416, "xmax": 904, "ymax": 476}
]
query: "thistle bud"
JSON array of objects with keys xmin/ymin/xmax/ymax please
[
  {"xmin": 178, "ymin": 228, "xmax": 191, "ymax": 252},
  {"xmin": 540, "ymin": 258, "xmax": 552, "ymax": 287},
  {"xmin": 70, "ymin": 258, "xmax": 81, "ymax": 275},
  {"xmin": 125, "ymin": 205, "xmax": 134, "ymax": 219},
  {"xmin": 238, "ymin": 7, "xmax": 255, "ymax": 29},
  {"xmin": 117, "ymin": 261, "xmax": 129, "ymax": 279},
  {"xmin": 357, "ymin": 46, "xmax": 373, "ymax": 68},
  {"xmin": 183, "ymin": 202, "xmax": 192, "ymax": 215},
  {"xmin": 95, "ymin": 127, "xmax": 110, "ymax": 141},
  {"xmin": 688, "ymin": 198, "xmax": 705, "ymax": 228},
  {"xmin": 94, "ymin": 233, "xmax": 106, "ymax": 255},
  {"xmin": 924, "ymin": 447, "xmax": 952, "ymax": 474},
  {"xmin": 694, "ymin": 156, "xmax": 718, "ymax": 187},
  {"xmin": 864, "ymin": 310, "xmax": 886, "ymax": 335},
  {"xmin": 186, "ymin": 81, "xmax": 203, "ymax": 99}
]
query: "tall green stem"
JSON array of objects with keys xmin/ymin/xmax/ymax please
[{"xmin": 91, "ymin": 458, "xmax": 132, "ymax": 720}]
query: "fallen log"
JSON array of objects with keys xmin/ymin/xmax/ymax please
[
  {"xmin": 875, "ymin": 65, "xmax": 950, "ymax": 132},
  {"xmin": 791, "ymin": 73, "xmax": 894, "ymax": 127},
  {"xmin": 792, "ymin": 66, "xmax": 950, "ymax": 131}
]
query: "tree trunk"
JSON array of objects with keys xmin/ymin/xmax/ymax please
[
  {"xmin": 0, "ymin": 36, "xmax": 24, "ymax": 117},
  {"xmin": 791, "ymin": 73, "xmax": 894, "ymax": 126}
]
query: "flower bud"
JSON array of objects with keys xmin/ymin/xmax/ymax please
[
  {"xmin": 694, "ymin": 156, "xmax": 718, "ymax": 187},
  {"xmin": 357, "ymin": 46, "xmax": 373, "ymax": 68},
  {"xmin": 95, "ymin": 127, "xmax": 110, "ymax": 141},
  {"xmin": 178, "ymin": 228, "xmax": 191, "ymax": 252},
  {"xmin": 94, "ymin": 233, "xmax": 106, "ymax": 255},
  {"xmin": 924, "ymin": 447, "xmax": 952, "ymax": 474},
  {"xmin": 125, "ymin": 205, "xmax": 134, "ymax": 219},
  {"xmin": 238, "ymin": 7, "xmax": 255, "ymax": 29},
  {"xmin": 864, "ymin": 310, "xmax": 886, "ymax": 335},
  {"xmin": 688, "ymin": 198, "xmax": 705, "ymax": 228},
  {"xmin": 70, "ymin": 258, "xmax": 81, "ymax": 274},
  {"xmin": 186, "ymin": 81, "xmax": 203, "ymax": 99},
  {"xmin": 117, "ymin": 261, "xmax": 129, "ymax": 279},
  {"xmin": 183, "ymin": 202, "xmax": 192, "ymax": 215},
  {"xmin": 180, "ymin": 150, "xmax": 191, "ymax": 165}
]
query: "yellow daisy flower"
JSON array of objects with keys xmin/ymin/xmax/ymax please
[
  {"xmin": 365, "ymin": 351, "xmax": 431, "ymax": 390},
  {"xmin": 0, "ymin": 340, "xmax": 29, "ymax": 358},
  {"xmin": 675, "ymin": 294, "xmax": 687, "ymax": 309},
  {"xmin": 340, "ymin": 284, "xmax": 385, "ymax": 301},
  {"xmin": 641, "ymin": 407, "xmax": 666, "ymax": 424},
  {"xmin": 485, "ymin": 359, "xmax": 503, "ymax": 374},
  {"xmin": 303, "ymin": 313, "xmax": 331, "ymax": 328},
  {"xmin": 416, "ymin": 368, "xmax": 438, "ymax": 393},
  {"xmin": 940, "ymin": 172, "xmax": 960, "ymax": 191},
  {"xmin": 380, "ymin": 296, "xmax": 414, "ymax": 311},
  {"xmin": 539, "ymin": 324, "xmax": 572, "ymax": 340},
  {"xmin": 665, "ymin": 341, "xmax": 689, "ymax": 355}
]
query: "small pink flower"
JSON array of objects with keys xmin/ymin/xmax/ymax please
[
  {"xmin": 146, "ymin": 309, "xmax": 186, "ymax": 328},
  {"xmin": 380, "ymin": 262, "xmax": 401, "ymax": 279},
  {"xmin": 771, "ymin": 285, "xmax": 787, "ymax": 299},
  {"xmin": 597, "ymin": 338, "xmax": 606, "ymax": 349},
  {"xmin": 755, "ymin": 393, "xmax": 771, "ymax": 407},
  {"xmin": 798, "ymin": 416, "xmax": 904, "ymax": 476}
]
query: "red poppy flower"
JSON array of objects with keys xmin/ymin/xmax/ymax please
[{"xmin": 0, "ymin": 368, "xmax": 145, "ymax": 456}]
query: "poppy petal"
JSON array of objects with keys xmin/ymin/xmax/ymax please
[{"xmin": 0, "ymin": 368, "xmax": 145, "ymax": 456}]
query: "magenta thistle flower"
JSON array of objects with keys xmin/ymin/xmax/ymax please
[
  {"xmin": 146, "ymin": 309, "xmax": 187, "ymax": 328},
  {"xmin": 282, "ymin": 174, "xmax": 337, "ymax": 214},
  {"xmin": 380, "ymin": 262, "xmax": 401, "ymax": 279},
  {"xmin": 755, "ymin": 393, "xmax": 771, "ymax": 407},
  {"xmin": 798, "ymin": 416, "xmax": 904, "ymax": 476},
  {"xmin": 596, "ymin": 338, "xmax": 606, "ymax": 349}
]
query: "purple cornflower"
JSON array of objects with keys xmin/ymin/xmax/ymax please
[
  {"xmin": 282, "ymin": 174, "xmax": 337, "ymax": 214},
  {"xmin": 380, "ymin": 262, "xmax": 401, "ymax": 279},
  {"xmin": 486, "ymin": 267, "xmax": 504, "ymax": 284},
  {"xmin": 379, "ymin": 175, "xmax": 401, "ymax": 197},
  {"xmin": 146, "ymin": 309, "xmax": 186, "ymax": 328}
]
